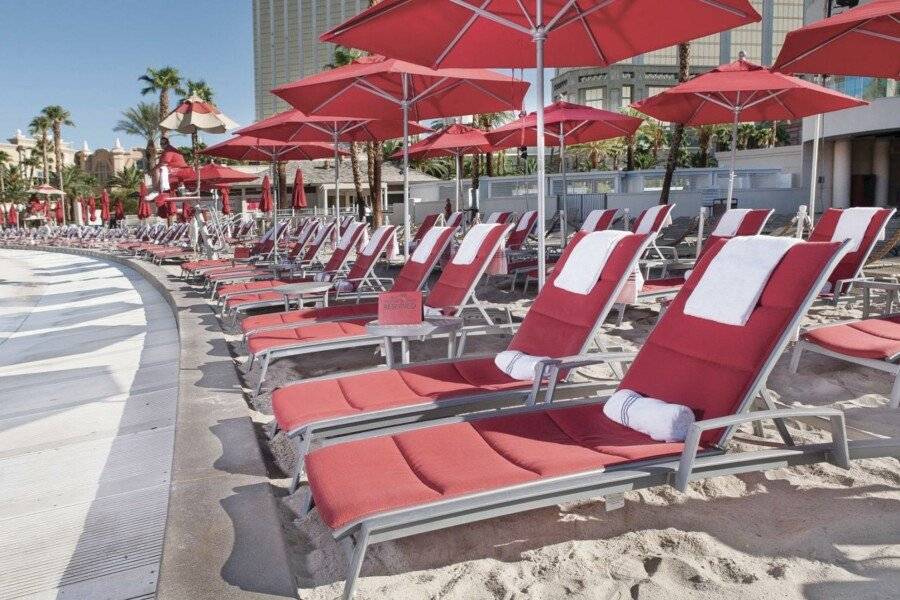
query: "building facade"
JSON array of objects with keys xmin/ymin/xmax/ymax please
[
  {"xmin": 1, "ymin": 129, "xmax": 77, "ymax": 182},
  {"xmin": 76, "ymin": 139, "xmax": 147, "ymax": 186},
  {"xmin": 800, "ymin": 0, "xmax": 899, "ymax": 211},
  {"xmin": 252, "ymin": 0, "xmax": 369, "ymax": 120},
  {"xmin": 551, "ymin": 0, "xmax": 804, "ymax": 111}
]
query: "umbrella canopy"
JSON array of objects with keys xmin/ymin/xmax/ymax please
[
  {"xmin": 100, "ymin": 190, "xmax": 110, "ymax": 222},
  {"xmin": 7, "ymin": 206, "xmax": 18, "ymax": 226},
  {"xmin": 219, "ymin": 186, "xmax": 232, "ymax": 215},
  {"xmin": 170, "ymin": 163, "xmax": 259, "ymax": 189},
  {"xmin": 203, "ymin": 135, "xmax": 343, "ymax": 162},
  {"xmin": 291, "ymin": 168, "xmax": 307, "ymax": 209},
  {"xmin": 259, "ymin": 175, "xmax": 273, "ymax": 213},
  {"xmin": 55, "ymin": 202, "xmax": 64, "ymax": 224},
  {"xmin": 159, "ymin": 95, "xmax": 239, "ymax": 134},
  {"xmin": 238, "ymin": 109, "xmax": 431, "ymax": 143},
  {"xmin": 137, "ymin": 182, "xmax": 151, "ymax": 220},
  {"xmin": 181, "ymin": 200, "xmax": 194, "ymax": 223},
  {"xmin": 86, "ymin": 196, "xmax": 96, "ymax": 223},
  {"xmin": 28, "ymin": 183, "xmax": 64, "ymax": 196},
  {"xmin": 322, "ymin": 0, "xmax": 760, "ymax": 286},
  {"xmin": 632, "ymin": 57, "xmax": 867, "ymax": 204},
  {"xmin": 773, "ymin": 0, "xmax": 900, "ymax": 79},
  {"xmin": 487, "ymin": 101, "xmax": 642, "ymax": 148},
  {"xmin": 114, "ymin": 199, "xmax": 125, "ymax": 220}
]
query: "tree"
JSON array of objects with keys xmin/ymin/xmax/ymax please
[
  {"xmin": 183, "ymin": 79, "xmax": 214, "ymax": 102},
  {"xmin": 139, "ymin": 66, "xmax": 185, "ymax": 135},
  {"xmin": 61, "ymin": 164, "xmax": 97, "ymax": 200},
  {"xmin": 0, "ymin": 150, "xmax": 8, "ymax": 198},
  {"xmin": 328, "ymin": 46, "xmax": 368, "ymax": 220},
  {"xmin": 42, "ymin": 105, "xmax": 74, "ymax": 218},
  {"xmin": 637, "ymin": 116, "xmax": 666, "ymax": 164},
  {"xmin": 659, "ymin": 42, "xmax": 690, "ymax": 205},
  {"xmin": 114, "ymin": 102, "xmax": 160, "ymax": 169},
  {"xmin": 28, "ymin": 115, "xmax": 52, "ymax": 183},
  {"xmin": 108, "ymin": 164, "xmax": 144, "ymax": 196}
]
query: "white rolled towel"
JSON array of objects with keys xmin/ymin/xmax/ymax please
[
  {"xmin": 495, "ymin": 350, "xmax": 551, "ymax": 381},
  {"xmin": 603, "ymin": 389, "xmax": 695, "ymax": 442}
]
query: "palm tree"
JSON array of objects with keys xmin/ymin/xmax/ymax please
[
  {"xmin": 327, "ymin": 46, "xmax": 369, "ymax": 220},
  {"xmin": 660, "ymin": 42, "xmax": 691, "ymax": 205},
  {"xmin": 139, "ymin": 66, "xmax": 185, "ymax": 135},
  {"xmin": 114, "ymin": 102, "xmax": 160, "ymax": 168},
  {"xmin": 22, "ymin": 152, "xmax": 40, "ymax": 184},
  {"xmin": 42, "ymin": 105, "xmax": 74, "ymax": 218},
  {"xmin": 108, "ymin": 164, "xmax": 144, "ymax": 195},
  {"xmin": 637, "ymin": 116, "xmax": 666, "ymax": 164},
  {"xmin": 0, "ymin": 150, "xmax": 9, "ymax": 198},
  {"xmin": 61, "ymin": 164, "xmax": 97, "ymax": 200},
  {"xmin": 28, "ymin": 115, "xmax": 52, "ymax": 183},
  {"xmin": 183, "ymin": 79, "xmax": 214, "ymax": 103}
]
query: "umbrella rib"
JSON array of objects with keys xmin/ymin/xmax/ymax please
[
  {"xmin": 570, "ymin": 1, "xmax": 610, "ymax": 64},
  {"xmin": 778, "ymin": 18, "xmax": 878, "ymax": 70},
  {"xmin": 696, "ymin": 92, "xmax": 737, "ymax": 111},
  {"xmin": 697, "ymin": 0, "xmax": 752, "ymax": 18},
  {"xmin": 549, "ymin": 0, "xmax": 617, "ymax": 32},
  {"xmin": 410, "ymin": 77, "xmax": 453, "ymax": 104},
  {"xmin": 686, "ymin": 96, "xmax": 710, "ymax": 122},
  {"xmin": 326, "ymin": 0, "xmax": 414, "ymax": 36},
  {"xmin": 513, "ymin": 0, "xmax": 535, "ymax": 29},
  {"xmin": 447, "ymin": 0, "xmax": 533, "ymax": 35},
  {"xmin": 857, "ymin": 28, "xmax": 900, "ymax": 43},
  {"xmin": 742, "ymin": 89, "xmax": 788, "ymax": 111},
  {"xmin": 435, "ymin": 0, "xmax": 494, "ymax": 68},
  {"xmin": 770, "ymin": 92, "xmax": 798, "ymax": 120}
]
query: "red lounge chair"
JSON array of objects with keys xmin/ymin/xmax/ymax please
[
  {"xmin": 247, "ymin": 223, "xmax": 513, "ymax": 397},
  {"xmin": 791, "ymin": 314, "xmax": 900, "ymax": 409},
  {"xmin": 581, "ymin": 208, "xmax": 619, "ymax": 233},
  {"xmin": 222, "ymin": 225, "xmax": 397, "ymax": 323},
  {"xmin": 302, "ymin": 236, "xmax": 873, "ymax": 600},
  {"xmin": 240, "ymin": 225, "xmax": 458, "ymax": 337},
  {"xmin": 445, "ymin": 211, "xmax": 464, "ymax": 230},
  {"xmin": 181, "ymin": 220, "xmax": 288, "ymax": 275},
  {"xmin": 408, "ymin": 213, "xmax": 440, "ymax": 252},
  {"xmin": 272, "ymin": 229, "xmax": 654, "ymax": 490},
  {"xmin": 506, "ymin": 210, "xmax": 538, "ymax": 251}
]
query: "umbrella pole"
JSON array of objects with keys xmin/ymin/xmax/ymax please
[
  {"xmin": 455, "ymin": 152, "xmax": 462, "ymax": 213},
  {"xmin": 807, "ymin": 113, "xmax": 822, "ymax": 231},
  {"xmin": 559, "ymin": 123, "xmax": 566, "ymax": 246},
  {"xmin": 333, "ymin": 129, "xmax": 341, "ymax": 223},
  {"xmin": 402, "ymin": 74, "xmax": 411, "ymax": 258},
  {"xmin": 534, "ymin": 4, "xmax": 547, "ymax": 290},
  {"xmin": 726, "ymin": 108, "xmax": 739, "ymax": 205}
]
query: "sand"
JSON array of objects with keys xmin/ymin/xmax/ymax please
[{"xmin": 221, "ymin": 267, "xmax": 900, "ymax": 600}]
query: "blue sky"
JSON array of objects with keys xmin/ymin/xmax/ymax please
[{"xmin": 0, "ymin": 1, "xmax": 549, "ymax": 152}]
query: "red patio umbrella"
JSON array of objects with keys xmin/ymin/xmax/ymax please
[
  {"xmin": 203, "ymin": 135, "xmax": 341, "ymax": 162},
  {"xmin": 270, "ymin": 54, "xmax": 529, "ymax": 254},
  {"xmin": 632, "ymin": 57, "xmax": 866, "ymax": 205},
  {"xmin": 291, "ymin": 168, "xmax": 307, "ymax": 210},
  {"xmin": 259, "ymin": 175, "xmax": 273, "ymax": 214},
  {"xmin": 137, "ymin": 182, "xmax": 151, "ymax": 220},
  {"xmin": 7, "ymin": 206, "xmax": 18, "ymax": 227},
  {"xmin": 238, "ymin": 110, "xmax": 429, "ymax": 220},
  {"xmin": 322, "ymin": 0, "xmax": 760, "ymax": 285},
  {"xmin": 114, "ymin": 199, "xmax": 125, "ymax": 221},
  {"xmin": 774, "ymin": 0, "xmax": 900, "ymax": 79},
  {"xmin": 55, "ymin": 201, "xmax": 64, "ymax": 224},
  {"xmin": 170, "ymin": 163, "xmax": 258, "ymax": 190},
  {"xmin": 488, "ymin": 101, "xmax": 642, "ymax": 208},
  {"xmin": 100, "ymin": 190, "xmax": 111, "ymax": 223},
  {"xmin": 392, "ymin": 123, "xmax": 494, "ymax": 211},
  {"xmin": 181, "ymin": 199, "xmax": 194, "ymax": 223},
  {"xmin": 218, "ymin": 186, "xmax": 232, "ymax": 215},
  {"xmin": 86, "ymin": 196, "xmax": 96, "ymax": 224}
]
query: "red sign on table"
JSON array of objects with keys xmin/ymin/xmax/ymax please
[{"xmin": 378, "ymin": 291, "xmax": 423, "ymax": 325}]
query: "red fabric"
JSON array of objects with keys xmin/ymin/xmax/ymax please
[
  {"xmin": 271, "ymin": 55, "xmax": 529, "ymax": 121},
  {"xmin": 7, "ymin": 207, "xmax": 17, "ymax": 226},
  {"xmin": 114, "ymin": 200, "xmax": 125, "ymax": 220},
  {"xmin": 305, "ymin": 403, "xmax": 686, "ymax": 529},
  {"xmin": 633, "ymin": 58, "xmax": 867, "ymax": 125},
  {"xmin": 322, "ymin": 1, "xmax": 760, "ymax": 69},
  {"xmin": 291, "ymin": 168, "xmax": 307, "ymax": 208},
  {"xmin": 809, "ymin": 208, "xmax": 894, "ymax": 293},
  {"xmin": 622, "ymin": 239, "xmax": 843, "ymax": 444},
  {"xmin": 158, "ymin": 145, "xmax": 189, "ymax": 169},
  {"xmin": 773, "ymin": 0, "xmax": 900, "ymax": 79},
  {"xmin": 413, "ymin": 214, "xmax": 439, "ymax": 243},
  {"xmin": 170, "ymin": 164, "xmax": 257, "ymax": 190},
  {"xmin": 100, "ymin": 190, "xmax": 110, "ymax": 221},
  {"xmin": 488, "ymin": 101, "xmax": 642, "ymax": 149},
  {"xmin": 247, "ymin": 320, "xmax": 369, "ymax": 354},
  {"xmin": 393, "ymin": 124, "xmax": 493, "ymax": 160},
  {"xmin": 137, "ymin": 182, "xmax": 151, "ymax": 219},
  {"xmin": 803, "ymin": 315, "xmax": 900, "ymax": 361},
  {"xmin": 259, "ymin": 175, "xmax": 273, "ymax": 213},
  {"xmin": 55, "ymin": 202, "xmax": 64, "ymax": 223},
  {"xmin": 697, "ymin": 208, "xmax": 772, "ymax": 261},
  {"xmin": 241, "ymin": 303, "xmax": 380, "ymax": 334},
  {"xmin": 87, "ymin": 196, "xmax": 96, "ymax": 222},
  {"xmin": 181, "ymin": 200, "xmax": 194, "ymax": 223},
  {"xmin": 506, "ymin": 211, "xmax": 538, "ymax": 249},
  {"xmin": 588, "ymin": 209, "xmax": 619, "ymax": 232},
  {"xmin": 219, "ymin": 186, "xmax": 232, "ymax": 215},
  {"xmin": 394, "ymin": 227, "xmax": 456, "ymax": 292},
  {"xmin": 426, "ymin": 224, "xmax": 508, "ymax": 311},
  {"xmin": 631, "ymin": 204, "xmax": 674, "ymax": 234},
  {"xmin": 203, "ymin": 134, "xmax": 339, "ymax": 161},
  {"xmin": 238, "ymin": 109, "xmax": 430, "ymax": 143}
]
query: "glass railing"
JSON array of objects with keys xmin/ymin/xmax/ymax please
[{"xmin": 827, "ymin": 76, "xmax": 898, "ymax": 101}]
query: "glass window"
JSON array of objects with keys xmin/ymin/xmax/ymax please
[
  {"xmin": 581, "ymin": 87, "xmax": 605, "ymax": 109},
  {"xmin": 620, "ymin": 85, "xmax": 633, "ymax": 109},
  {"xmin": 646, "ymin": 86, "xmax": 670, "ymax": 98}
]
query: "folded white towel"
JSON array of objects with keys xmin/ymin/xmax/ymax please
[
  {"xmin": 516, "ymin": 211, "xmax": 537, "ymax": 232},
  {"xmin": 446, "ymin": 212, "xmax": 463, "ymax": 228},
  {"xmin": 412, "ymin": 226, "xmax": 448, "ymax": 263},
  {"xmin": 635, "ymin": 205, "xmax": 670, "ymax": 234},
  {"xmin": 553, "ymin": 230, "xmax": 631, "ymax": 295},
  {"xmin": 159, "ymin": 165, "xmax": 171, "ymax": 191},
  {"xmin": 831, "ymin": 207, "xmax": 883, "ymax": 253},
  {"xmin": 581, "ymin": 209, "xmax": 611, "ymax": 232},
  {"xmin": 684, "ymin": 235, "xmax": 800, "ymax": 326},
  {"xmin": 337, "ymin": 222, "xmax": 362, "ymax": 250},
  {"xmin": 494, "ymin": 350, "xmax": 551, "ymax": 381},
  {"xmin": 452, "ymin": 223, "xmax": 498, "ymax": 265},
  {"xmin": 361, "ymin": 225, "xmax": 393, "ymax": 256},
  {"xmin": 711, "ymin": 209, "xmax": 752, "ymax": 237},
  {"xmin": 603, "ymin": 389, "xmax": 695, "ymax": 442}
]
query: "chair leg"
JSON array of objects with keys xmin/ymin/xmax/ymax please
[
  {"xmin": 760, "ymin": 387, "xmax": 795, "ymax": 446},
  {"xmin": 289, "ymin": 434, "xmax": 311, "ymax": 493},
  {"xmin": 343, "ymin": 526, "xmax": 371, "ymax": 600},
  {"xmin": 789, "ymin": 341, "xmax": 804, "ymax": 374},
  {"xmin": 254, "ymin": 354, "xmax": 270, "ymax": 398},
  {"xmin": 890, "ymin": 372, "xmax": 900, "ymax": 410}
]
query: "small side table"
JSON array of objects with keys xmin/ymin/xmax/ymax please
[
  {"xmin": 272, "ymin": 281, "xmax": 334, "ymax": 311},
  {"xmin": 366, "ymin": 316, "xmax": 464, "ymax": 368}
]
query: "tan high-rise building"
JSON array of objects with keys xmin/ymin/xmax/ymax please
[{"xmin": 253, "ymin": 0, "xmax": 369, "ymax": 120}]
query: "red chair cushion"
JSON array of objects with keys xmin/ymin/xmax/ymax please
[
  {"xmin": 247, "ymin": 320, "xmax": 369, "ymax": 355},
  {"xmin": 240, "ymin": 303, "xmax": 379, "ymax": 333},
  {"xmin": 803, "ymin": 315, "xmax": 900, "ymax": 361}
]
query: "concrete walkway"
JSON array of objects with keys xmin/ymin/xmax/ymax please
[{"xmin": 0, "ymin": 250, "xmax": 178, "ymax": 599}]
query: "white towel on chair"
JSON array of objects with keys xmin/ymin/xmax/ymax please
[
  {"xmin": 553, "ymin": 230, "xmax": 631, "ymax": 295},
  {"xmin": 635, "ymin": 205, "xmax": 669, "ymax": 234},
  {"xmin": 684, "ymin": 236, "xmax": 800, "ymax": 326},
  {"xmin": 516, "ymin": 211, "xmax": 537, "ymax": 232},
  {"xmin": 337, "ymin": 222, "xmax": 362, "ymax": 250},
  {"xmin": 452, "ymin": 223, "xmax": 497, "ymax": 265},
  {"xmin": 495, "ymin": 350, "xmax": 550, "ymax": 381},
  {"xmin": 361, "ymin": 225, "xmax": 392, "ymax": 256},
  {"xmin": 711, "ymin": 209, "xmax": 752, "ymax": 237},
  {"xmin": 486, "ymin": 212, "xmax": 503, "ymax": 224},
  {"xmin": 603, "ymin": 389, "xmax": 695, "ymax": 442},
  {"xmin": 831, "ymin": 207, "xmax": 883, "ymax": 253},
  {"xmin": 412, "ymin": 227, "xmax": 447, "ymax": 263},
  {"xmin": 581, "ymin": 209, "xmax": 607, "ymax": 232}
]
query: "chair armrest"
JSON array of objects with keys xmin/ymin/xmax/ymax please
[
  {"xmin": 675, "ymin": 407, "xmax": 849, "ymax": 492},
  {"xmin": 525, "ymin": 351, "xmax": 638, "ymax": 406}
]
